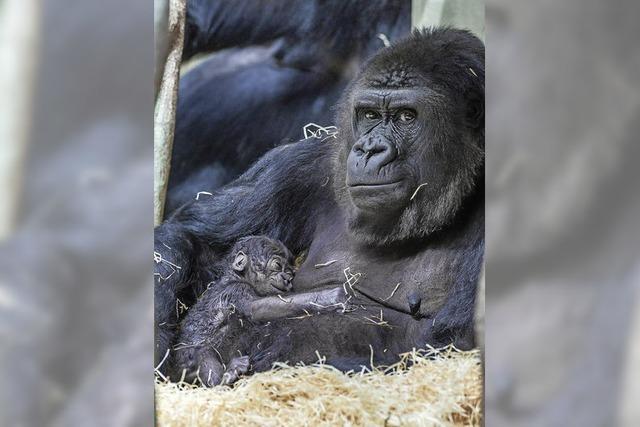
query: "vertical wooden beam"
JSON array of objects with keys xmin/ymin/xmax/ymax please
[
  {"xmin": 154, "ymin": 0, "xmax": 186, "ymax": 226},
  {"xmin": 412, "ymin": 0, "xmax": 485, "ymax": 41},
  {"xmin": 619, "ymin": 280, "xmax": 640, "ymax": 425},
  {"xmin": 0, "ymin": 0, "xmax": 40, "ymax": 238},
  {"xmin": 412, "ymin": 0, "xmax": 446, "ymax": 29}
]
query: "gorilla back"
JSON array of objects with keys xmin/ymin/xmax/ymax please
[{"xmin": 155, "ymin": 28, "xmax": 485, "ymax": 368}]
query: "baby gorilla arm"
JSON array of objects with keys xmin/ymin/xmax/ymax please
[{"xmin": 248, "ymin": 286, "xmax": 348, "ymax": 322}]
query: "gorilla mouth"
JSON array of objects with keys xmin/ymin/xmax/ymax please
[
  {"xmin": 269, "ymin": 278, "xmax": 292, "ymax": 292},
  {"xmin": 348, "ymin": 180, "xmax": 409, "ymax": 211},
  {"xmin": 348, "ymin": 180, "xmax": 404, "ymax": 189}
]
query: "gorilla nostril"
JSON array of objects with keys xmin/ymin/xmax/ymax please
[
  {"xmin": 369, "ymin": 146, "xmax": 386, "ymax": 156},
  {"xmin": 368, "ymin": 144, "xmax": 396, "ymax": 171},
  {"xmin": 349, "ymin": 138, "xmax": 397, "ymax": 174},
  {"xmin": 361, "ymin": 145, "xmax": 387, "ymax": 162}
]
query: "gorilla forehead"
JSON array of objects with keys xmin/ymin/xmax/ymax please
[
  {"xmin": 364, "ymin": 62, "xmax": 422, "ymax": 89},
  {"xmin": 358, "ymin": 28, "xmax": 484, "ymax": 90},
  {"xmin": 233, "ymin": 236, "xmax": 290, "ymax": 261}
]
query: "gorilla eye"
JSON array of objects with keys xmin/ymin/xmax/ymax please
[
  {"xmin": 269, "ymin": 258, "xmax": 282, "ymax": 271},
  {"xmin": 398, "ymin": 109, "xmax": 416, "ymax": 123},
  {"xmin": 363, "ymin": 110, "xmax": 381, "ymax": 120}
]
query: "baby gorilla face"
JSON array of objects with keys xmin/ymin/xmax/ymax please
[
  {"xmin": 260, "ymin": 254, "xmax": 294, "ymax": 293},
  {"xmin": 230, "ymin": 236, "xmax": 295, "ymax": 296}
]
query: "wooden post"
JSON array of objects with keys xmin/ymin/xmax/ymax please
[
  {"xmin": 0, "ymin": 0, "xmax": 40, "ymax": 238},
  {"xmin": 412, "ymin": 0, "xmax": 484, "ymax": 41},
  {"xmin": 154, "ymin": 0, "xmax": 186, "ymax": 226},
  {"xmin": 619, "ymin": 280, "xmax": 640, "ymax": 425}
]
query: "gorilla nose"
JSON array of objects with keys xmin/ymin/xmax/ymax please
[
  {"xmin": 282, "ymin": 273, "xmax": 293, "ymax": 290},
  {"xmin": 351, "ymin": 137, "xmax": 396, "ymax": 172}
]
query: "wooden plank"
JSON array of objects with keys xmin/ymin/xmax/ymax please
[
  {"xmin": 0, "ymin": 0, "xmax": 40, "ymax": 238},
  {"xmin": 154, "ymin": 0, "xmax": 186, "ymax": 226}
]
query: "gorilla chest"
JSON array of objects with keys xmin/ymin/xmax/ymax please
[{"xmin": 294, "ymin": 222, "xmax": 459, "ymax": 318}]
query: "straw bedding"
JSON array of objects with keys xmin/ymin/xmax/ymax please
[{"xmin": 155, "ymin": 346, "xmax": 482, "ymax": 426}]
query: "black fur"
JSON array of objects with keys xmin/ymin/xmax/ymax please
[
  {"xmin": 155, "ymin": 29, "xmax": 485, "ymax": 373},
  {"xmin": 183, "ymin": 0, "xmax": 410, "ymax": 64},
  {"xmin": 166, "ymin": 0, "xmax": 411, "ymax": 214}
]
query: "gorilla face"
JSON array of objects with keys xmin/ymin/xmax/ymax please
[
  {"xmin": 230, "ymin": 236, "xmax": 294, "ymax": 295},
  {"xmin": 345, "ymin": 87, "xmax": 436, "ymax": 214},
  {"xmin": 335, "ymin": 29, "xmax": 485, "ymax": 246}
]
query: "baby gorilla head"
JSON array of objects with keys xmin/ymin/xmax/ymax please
[{"xmin": 229, "ymin": 236, "xmax": 295, "ymax": 295}]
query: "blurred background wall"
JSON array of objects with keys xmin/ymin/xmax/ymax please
[
  {"xmin": 0, "ymin": 0, "xmax": 154, "ymax": 426},
  {"xmin": 484, "ymin": 0, "xmax": 640, "ymax": 425}
]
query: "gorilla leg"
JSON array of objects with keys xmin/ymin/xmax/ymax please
[
  {"xmin": 220, "ymin": 356, "xmax": 250, "ymax": 386},
  {"xmin": 193, "ymin": 349, "xmax": 226, "ymax": 387}
]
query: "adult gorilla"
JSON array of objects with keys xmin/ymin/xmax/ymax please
[
  {"xmin": 166, "ymin": 0, "xmax": 410, "ymax": 213},
  {"xmin": 155, "ymin": 29, "xmax": 484, "ymax": 370}
]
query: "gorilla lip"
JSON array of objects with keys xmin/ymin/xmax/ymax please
[
  {"xmin": 270, "ymin": 279, "xmax": 291, "ymax": 292},
  {"xmin": 347, "ymin": 181, "xmax": 405, "ymax": 200},
  {"xmin": 348, "ymin": 180, "xmax": 404, "ymax": 189},
  {"xmin": 348, "ymin": 181, "xmax": 407, "ymax": 210}
]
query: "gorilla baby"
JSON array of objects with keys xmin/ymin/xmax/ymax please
[{"xmin": 173, "ymin": 236, "xmax": 344, "ymax": 386}]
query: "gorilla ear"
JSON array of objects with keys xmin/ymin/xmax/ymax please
[
  {"xmin": 466, "ymin": 89, "xmax": 484, "ymax": 138},
  {"xmin": 467, "ymin": 93, "xmax": 484, "ymax": 140},
  {"xmin": 232, "ymin": 251, "xmax": 248, "ymax": 273},
  {"xmin": 463, "ymin": 64, "xmax": 485, "ymax": 141}
]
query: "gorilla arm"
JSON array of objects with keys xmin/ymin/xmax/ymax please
[
  {"xmin": 166, "ymin": 139, "xmax": 334, "ymax": 253},
  {"xmin": 248, "ymin": 286, "xmax": 348, "ymax": 322},
  {"xmin": 184, "ymin": 0, "xmax": 302, "ymax": 59},
  {"xmin": 183, "ymin": 0, "xmax": 408, "ymax": 61}
]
